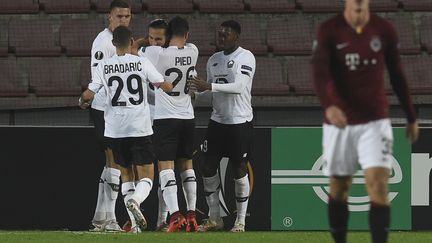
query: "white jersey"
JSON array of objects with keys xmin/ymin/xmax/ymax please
[
  {"xmin": 206, "ymin": 47, "xmax": 255, "ymax": 124},
  {"xmin": 139, "ymin": 43, "xmax": 199, "ymax": 120},
  {"xmin": 88, "ymin": 54, "xmax": 164, "ymax": 138},
  {"xmin": 90, "ymin": 28, "xmax": 116, "ymax": 111}
]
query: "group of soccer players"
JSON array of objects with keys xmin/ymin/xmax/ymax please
[
  {"xmin": 79, "ymin": 0, "xmax": 419, "ymax": 242},
  {"xmin": 79, "ymin": 0, "xmax": 255, "ymax": 234}
]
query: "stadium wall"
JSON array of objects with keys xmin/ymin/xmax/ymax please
[{"xmin": 0, "ymin": 127, "xmax": 431, "ymax": 231}]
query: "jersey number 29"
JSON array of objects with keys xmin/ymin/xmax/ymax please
[{"xmin": 108, "ymin": 74, "xmax": 143, "ymax": 106}]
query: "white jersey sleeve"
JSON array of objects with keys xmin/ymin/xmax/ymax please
[
  {"xmin": 139, "ymin": 45, "xmax": 162, "ymax": 110},
  {"xmin": 140, "ymin": 57, "xmax": 164, "ymax": 85},
  {"xmin": 211, "ymin": 52, "xmax": 255, "ymax": 94},
  {"xmin": 88, "ymin": 63, "xmax": 104, "ymax": 94},
  {"xmin": 194, "ymin": 57, "xmax": 213, "ymax": 104},
  {"xmin": 90, "ymin": 29, "xmax": 116, "ymax": 111},
  {"xmin": 139, "ymin": 46, "xmax": 162, "ymax": 65}
]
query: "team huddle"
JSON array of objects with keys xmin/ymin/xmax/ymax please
[
  {"xmin": 79, "ymin": 0, "xmax": 419, "ymax": 242},
  {"xmin": 79, "ymin": 0, "xmax": 255, "ymax": 234}
]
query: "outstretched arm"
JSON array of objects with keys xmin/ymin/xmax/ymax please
[
  {"xmin": 312, "ymin": 24, "xmax": 347, "ymax": 128},
  {"xmin": 384, "ymin": 23, "xmax": 418, "ymax": 142},
  {"xmin": 131, "ymin": 37, "xmax": 150, "ymax": 55}
]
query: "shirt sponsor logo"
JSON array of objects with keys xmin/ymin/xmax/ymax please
[
  {"xmin": 227, "ymin": 60, "xmax": 235, "ymax": 68},
  {"xmin": 370, "ymin": 36, "xmax": 382, "ymax": 52},
  {"xmin": 345, "ymin": 53, "xmax": 360, "ymax": 71},
  {"xmin": 336, "ymin": 42, "xmax": 349, "ymax": 50}
]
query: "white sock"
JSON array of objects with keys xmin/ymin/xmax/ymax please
[
  {"xmin": 92, "ymin": 168, "xmax": 106, "ymax": 223},
  {"xmin": 122, "ymin": 182, "xmax": 137, "ymax": 228},
  {"xmin": 131, "ymin": 178, "xmax": 153, "ymax": 205},
  {"xmin": 104, "ymin": 167, "xmax": 121, "ymax": 221},
  {"xmin": 203, "ymin": 174, "xmax": 221, "ymax": 220},
  {"xmin": 180, "ymin": 169, "xmax": 197, "ymax": 211},
  {"xmin": 157, "ymin": 184, "xmax": 169, "ymax": 226},
  {"xmin": 160, "ymin": 169, "xmax": 179, "ymax": 214},
  {"xmin": 234, "ymin": 175, "xmax": 250, "ymax": 225}
]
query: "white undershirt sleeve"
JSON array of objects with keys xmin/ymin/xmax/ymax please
[
  {"xmin": 211, "ymin": 73, "xmax": 249, "ymax": 94},
  {"xmin": 88, "ymin": 64, "xmax": 104, "ymax": 93}
]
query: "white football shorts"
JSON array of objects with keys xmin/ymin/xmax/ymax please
[{"xmin": 322, "ymin": 118, "xmax": 393, "ymax": 176}]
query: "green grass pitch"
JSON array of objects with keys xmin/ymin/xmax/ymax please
[{"xmin": 1, "ymin": 231, "xmax": 432, "ymax": 243}]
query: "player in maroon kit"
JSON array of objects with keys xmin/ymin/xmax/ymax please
[{"xmin": 312, "ymin": 0, "xmax": 419, "ymax": 243}]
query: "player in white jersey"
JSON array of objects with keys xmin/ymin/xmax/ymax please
[
  {"xmin": 138, "ymin": 16, "xmax": 199, "ymax": 232},
  {"xmin": 191, "ymin": 20, "xmax": 255, "ymax": 233},
  {"xmin": 147, "ymin": 19, "xmax": 169, "ymax": 123},
  {"xmin": 146, "ymin": 18, "xmax": 171, "ymax": 232},
  {"xmin": 123, "ymin": 18, "xmax": 171, "ymax": 233},
  {"xmin": 80, "ymin": 26, "xmax": 173, "ymax": 232},
  {"xmin": 132, "ymin": 18, "xmax": 170, "ymax": 122},
  {"xmin": 88, "ymin": 0, "xmax": 131, "ymax": 232}
]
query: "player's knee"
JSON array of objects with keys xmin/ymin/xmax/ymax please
[
  {"xmin": 202, "ymin": 164, "xmax": 217, "ymax": 178},
  {"xmin": 330, "ymin": 178, "xmax": 351, "ymax": 201},
  {"xmin": 366, "ymin": 179, "xmax": 388, "ymax": 198},
  {"xmin": 330, "ymin": 190, "xmax": 349, "ymax": 202},
  {"xmin": 201, "ymin": 156, "xmax": 219, "ymax": 177},
  {"xmin": 135, "ymin": 164, "xmax": 155, "ymax": 180},
  {"xmin": 231, "ymin": 159, "xmax": 247, "ymax": 179},
  {"xmin": 120, "ymin": 167, "xmax": 134, "ymax": 182},
  {"xmin": 175, "ymin": 158, "xmax": 193, "ymax": 172}
]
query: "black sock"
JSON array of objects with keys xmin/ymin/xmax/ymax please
[
  {"xmin": 328, "ymin": 197, "xmax": 349, "ymax": 243},
  {"xmin": 369, "ymin": 202, "xmax": 390, "ymax": 243}
]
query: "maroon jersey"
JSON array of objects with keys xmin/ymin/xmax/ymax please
[{"xmin": 312, "ymin": 14, "xmax": 416, "ymax": 124}]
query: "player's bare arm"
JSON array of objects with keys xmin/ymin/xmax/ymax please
[
  {"xmin": 79, "ymin": 89, "xmax": 96, "ymax": 109},
  {"xmin": 406, "ymin": 121, "xmax": 419, "ymax": 143},
  {"xmin": 383, "ymin": 17, "xmax": 418, "ymax": 143},
  {"xmin": 131, "ymin": 38, "xmax": 149, "ymax": 55},
  {"xmin": 156, "ymin": 81, "xmax": 174, "ymax": 93}
]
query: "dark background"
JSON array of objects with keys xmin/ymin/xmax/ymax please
[
  {"xmin": 0, "ymin": 127, "xmax": 271, "ymax": 231},
  {"xmin": 411, "ymin": 128, "xmax": 432, "ymax": 230}
]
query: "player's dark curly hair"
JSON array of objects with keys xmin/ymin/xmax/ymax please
[
  {"xmin": 221, "ymin": 20, "xmax": 241, "ymax": 35},
  {"xmin": 149, "ymin": 19, "xmax": 168, "ymax": 30},
  {"xmin": 167, "ymin": 16, "xmax": 189, "ymax": 38}
]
